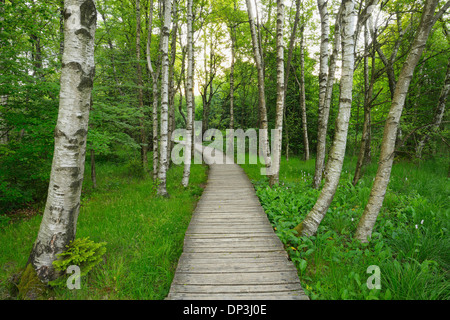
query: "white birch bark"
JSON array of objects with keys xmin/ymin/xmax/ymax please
[
  {"xmin": 28, "ymin": 0, "xmax": 96, "ymax": 283},
  {"xmin": 182, "ymin": 0, "xmax": 194, "ymax": 187},
  {"xmin": 299, "ymin": 25, "xmax": 309, "ymax": 161},
  {"xmin": 246, "ymin": 0, "xmax": 271, "ymax": 172},
  {"xmin": 157, "ymin": 0, "xmax": 172, "ymax": 197},
  {"xmin": 355, "ymin": 0, "xmax": 443, "ymax": 242},
  {"xmin": 294, "ymin": 0, "xmax": 356, "ymax": 237},
  {"xmin": 146, "ymin": 0, "xmax": 161, "ymax": 181},
  {"xmin": 269, "ymin": 0, "xmax": 285, "ymax": 186},
  {"xmin": 312, "ymin": 0, "xmax": 330, "ymax": 189}
]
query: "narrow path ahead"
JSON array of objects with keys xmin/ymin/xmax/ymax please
[{"xmin": 166, "ymin": 144, "xmax": 308, "ymax": 300}]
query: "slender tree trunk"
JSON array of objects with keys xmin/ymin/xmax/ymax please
[
  {"xmin": 157, "ymin": 0, "xmax": 172, "ymax": 197},
  {"xmin": 229, "ymin": 24, "xmax": 236, "ymax": 130},
  {"xmin": 26, "ymin": 0, "xmax": 96, "ymax": 283},
  {"xmin": 146, "ymin": 0, "xmax": 161, "ymax": 181},
  {"xmin": 312, "ymin": 0, "xmax": 330, "ymax": 189},
  {"xmin": 294, "ymin": 0, "xmax": 356, "ymax": 237},
  {"xmin": 415, "ymin": 57, "xmax": 450, "ymax": 158},
  {"xmin": 246, "ymin": 0, "xmax": 271, "ymax": 171},
  {"xmin": 269, "ymin": 0, "xmax": 285, "ymax": 186},
  {"xmin": 168, "ymin": 0, "xmax": 178, "ymax": 167},
  {"xmin": 353, "ymin": 21, "xmax": 373, "ymax": 185},
  {"xmin": 299, "ymin": 25, "xmax": 309, "ymax": 161},
  {"xmin": 136, "ymin": 0, "xmax": 148, "ymax": 171},
  {"xmin": 355, "ymin": 0, "xmax": 443, "ymax": 242},
  {"xmin": 182, "ymin": 0, "xmax": 194, "ymax": 187},
  {"xmin": 283, "ymin": 0, "xmax": 301, "ymax": 161}
]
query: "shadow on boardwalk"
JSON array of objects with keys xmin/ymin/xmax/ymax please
[{"xmin": 166, "ymin": 144, "xmax": 308, "ymax": 300}]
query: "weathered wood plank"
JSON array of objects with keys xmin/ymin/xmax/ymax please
[
  {"xmin": 172, "ymin": 271, "xmax": 301, "ymax": 285},
  {"xmin": 167, "ymin": 291, "xmax": 308, "ymax": 300},
  {"xmin": 166, "ymin": 144, "xmax": 308, "ymax": 300},
  {"xmin": 169, "ymin": 283, "xmax": 302, "ymax": 294},
  {"xmin": 175, "ymin": 261, "xmax": 297, "ymax": 273}
]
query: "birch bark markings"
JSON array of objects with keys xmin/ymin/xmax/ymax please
[
  {"xmin": 246, "ymin": 0, "xmax": 271, "ymax": 173},
  {"xmin": 294, "ymin": 0, "xmax": 357, "ymax": 237},
  {"xmin": 157, "ymin": 0, "xmax": 172, "ymax": 197},
  {"xmin": 182, "ymin": 0, "xmax": 194, "ymax": 187},
  {"xmin": 312, "ymin": 0, "xmax": 330, "ymax": 189},
  {"xmin": 269, "ymin": 0, "xmax": 285, "ymax": 186},
  {"xmin": 146, "ymin": 0, "xmax": 161, "ymax": 181},
  {"xmin": 136, "ymin": 0, "xmax": 148, "ymax": 172},
  {"xmin": 355, "ymin": 0, "xmax": 444, "ymax": 242},
  {"xmin": 27, "ymin": 0, "xmax": 96, "ymax": 283}
]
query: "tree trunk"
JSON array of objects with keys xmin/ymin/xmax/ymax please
[
  {"xmin": 269, "ymin": 0, "xmax": 285, "ymax": 186},
  {"xmin": 283, "ymin": 0, "xmax": 301, "ymax": 162},
  {"xmin": 415, "ymin": 57, "xmax": 450, "ymax": 159},
  {"xmin": 168, "ymin": 0, "xmax": 178, "ymax": 168},
  {"xmin": 294, "ymin": 0, "xmax": 356, "ymax": 237},
  {"xmin": 229, "ymin": 23, "xmax": 236, "ymax": 130},
  {"xmin": 27, "ymin": 0, "xmax": 96, "ymax": 283},
  {"xmin": 136, "ymin": 0, "xmax": 148, "ymax": 172},
  {"xmin": 182, "ymin": 0, "xmax": 194, "ymax": 187},
  {"xmin": 353, "ymin": 21, "xmax": 373, "ymax": 185},
  {"xmin": 355, "ymin": 0, "xmax": 442, "ymax": 242},
  {"xmin": 157, "ymin": 0, "xmax": 172, "ymax": 197},
  {"xmin": 146, "ymin": 0, "xmax": 161, "ymax": 181},
  {"xmin": 312, "ymin": 0, "xmax": 330, "ymax": 189},
  {"xmin": 246, "ymin": 0, "xmax": 271, "ymax": 172},
  {"xmin": 299, "ymin": 25, "xmax": 309, "ymax": 161}
]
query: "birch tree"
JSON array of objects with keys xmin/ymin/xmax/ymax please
[
  {"xmin": 312, "ymin": 0, "xmax": 330, "ymax": 189},
  {"xmin": 136, "ymin": 0, "xmax": 148, "ymax": 171},
  {"xmin": 146, "ymin": 0, "xmax": 162, "ymax": 181},
  {"xmin": 26, "ymin": 0, "xmax": 97, "ymax": 283},
  {"xmin": 294, "ymin": 0, "xmax": 357, "ymax": 237},
  {"xmin": 157, "ymin": 0, "xmax": 172, "ymax": 197},
  {"xmin": 269, "ymin": 0, "xmax": 285, "ymax": 186},
  {"xmin": 246, "ymin": 0, "xmax": 271, "ymax": 173},
  {"xmin": 182, "ymin": 0, "xmax": 194, "ymax": 187},
  {"xmin": 299, "ymin": 24, "xmax": 309, "ymax": 161},
  {"xmin": 355, "ymin": 0, "xmax": 450, "ymax": 242}
]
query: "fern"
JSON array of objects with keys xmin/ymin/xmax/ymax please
[{"xmin": 49, "ymin": 237, "xmax": 107, "ymax": 287}]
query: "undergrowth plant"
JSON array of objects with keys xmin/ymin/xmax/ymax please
[{"xmin": 245, "ymin": 155, "xmax": 449, "ymax": 300}]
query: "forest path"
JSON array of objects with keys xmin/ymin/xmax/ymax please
[{"xmin": 166, "ymin": 143, "xmax": 308, "ymax": 300}]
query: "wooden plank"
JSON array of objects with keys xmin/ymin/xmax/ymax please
[
  {"xmin": 169, "ymin": 283, "xmax": 302, "ymax": 294},
  {"xmin": 166, "ymin": 144, "xmax": 308, "ymax": 300},
  {"xmin": 172, "ymin": 271, "xmax": 301, "ymax": 285},
  {"xmin": 175, "ymin": 261, "xmax": 297, "ymax": 274},
  {"xmin": 166, "ymin": 291, "xmax": 308, "ymax": 300}
]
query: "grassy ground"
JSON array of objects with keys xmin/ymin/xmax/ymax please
[
  {"xmin": 0, "ymin": 151, "xmax": 207, "ymax": 300},
  {"xmin": 241, "ymin": 153, "xmax": 449, "ymax": 300}
]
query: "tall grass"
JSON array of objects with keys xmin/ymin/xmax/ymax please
[{"xmin": 0, "ymin": 151, "xmax": 207, "ymax": 300}]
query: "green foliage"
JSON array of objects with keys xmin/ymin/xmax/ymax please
[
  {"xmin": 49, "ymin": 237, "xmax": 107, "ymax": 288},
  {"xmin": 244, "ymin": 155, "xmax": 449, "ymax": 300}
]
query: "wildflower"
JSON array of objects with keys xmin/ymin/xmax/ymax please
[
  {"xmin": 415, "ymin": 224, "xmax": 418, "ymax": 229},
  {"xmin": 421, "ymin": 220, "xmax": 424, "ymax": 225},
  {"xmin": 351, "ymin": 218, "xmax": 354, "ymax": 221}
]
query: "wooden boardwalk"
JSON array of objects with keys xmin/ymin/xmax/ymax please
[{"xmin": 166, "ymin": 144, "xmax": 308, "ymax": 300}]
